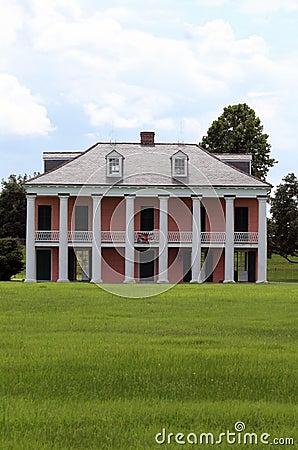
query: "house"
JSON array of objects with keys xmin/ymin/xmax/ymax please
[{"xmin": 24, "ymin": 131, "xmax": 271, "ymax": 284}]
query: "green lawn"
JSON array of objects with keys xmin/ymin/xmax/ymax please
[
  {"xmin": 268, "ymin": 254, "xmax": 298, "ymax": 282},
  {"xmin": 0, "ymin": 283, "xmax": 297, "ymax": 449}
]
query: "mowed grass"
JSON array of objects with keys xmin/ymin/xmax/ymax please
[
  {"xmin": 0, "ymin": 283, "xmax": 297, "ymax": 449},
  {"xmin": 268, "ymin": 254, "xmax": 298, "ymax": 282}
]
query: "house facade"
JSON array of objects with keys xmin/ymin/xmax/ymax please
[{"xmin": 25, "ymin": 131, "xmax": 271, "ymax": 284}]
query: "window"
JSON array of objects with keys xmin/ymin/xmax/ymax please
[
  {"xmin": 106, "ymin": 150, "xmax": 124, "ymax": 177},
  {"xmin": 171, "ymin": 150, "xmax": 188, "ymax": 177},
  {"xmin": 109, "ymin": 158, "xmax": 120, "ymax": 175},
  {"xmin": 174, "ymin": 157, "xmax": 186, "ymax": 175},
  {"xmin": 38, "ymin": 205, "xmax": 52, "ymax": 230}
]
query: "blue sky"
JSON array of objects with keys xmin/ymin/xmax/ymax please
[{"xmin": 0, "ymin": 0, "xmax": 297, "ymax": 187}]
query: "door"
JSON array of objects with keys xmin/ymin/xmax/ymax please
[
  {"xmin": 36, "ymin": 249, "xmax": 51, "ymax": 281},
  {"xmin": 140, "ymin": 207, "xmax": 154, "ymax": 231},
  {"xmin": 75, "ymin": 206, "xmax": 89, "ymax": 231},
  {"xmin": 68, "ymin": 248, "xmax": 76, "ymax": 281},
  {"xmin": 183, "ymin": 250, "xmax": 192, "ymax": 282},
  {"xmin": 235, "ymin": 207, "xmax": 248, "ymax": 232},
  {"xmin": 139, "ymin": 249, "xmax": 155, "ymax": 281},
  {"xmin": 38, "ymin": 205, "xmax": 52, "ymax": 230},
  {"xmin": 248, "ymin": 251, "xmax": 256, "ymax": 282}
]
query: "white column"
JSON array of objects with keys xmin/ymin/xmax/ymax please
[
  {"xmin": 191, "ymin": 195, "xmax": 202, "ymax": 283},
  {"xmin": 257, "ymin": 196, "xmax": 267, "ymax": 283},
  {"xmin": 158, "ymin": 195, "xmax": 169, "ymax": 283},
  {"xmin": 58, "ymin": 194, "xmax": 69, "ymax": 282},
  {"xmin": 224, "ymin": 195, "xmax": 235, "ymax": 283},
  {"xmin": 91, "ymin": 194, "xmax": 102, "ymax": 283},
  {"xmin": 124, "ymin": 194, "xmax": 135, "ymax": 283},
  {"xmin": 25, "ymin": 194, "xmax": 36, "ymax": 282}
]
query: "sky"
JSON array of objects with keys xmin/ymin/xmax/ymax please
[{"xmin": 0, "ymin": 0, "xmax": 298, "ymax": 188}]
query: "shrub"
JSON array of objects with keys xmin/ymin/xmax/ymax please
[{"xmin": 0, "ymin": 237, "xmax": 24, "ymax": 281}]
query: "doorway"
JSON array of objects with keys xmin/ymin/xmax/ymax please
[
  {"xmin": 68, "ymin": 248, "xmax": 91, "ymax": 281},
  {"xmin": 140, "ymin": 207, "xmax": 154, "ymax": 231},
  {"xmin": 183, "ymin": 250, "xmax": 192, "ymax": 282},
  {"xmin": 234, "ymin": 251, "xmax": 256, "ymax": 282},
  {"xmin": 139, "ymin": 249, "xmax": 155, "ymax": 282},
  {"xmin": 36, "ymin": 249, "xmax": 51, "ymax": 281}
]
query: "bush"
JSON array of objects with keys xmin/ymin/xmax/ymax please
[{"xmin": 0, "ymin": 237, "xmax": 24, "ymax": 281}]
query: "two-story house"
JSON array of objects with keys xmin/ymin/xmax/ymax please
[{"xmin": 24, "ymin": 131, "xmax": 271, "ymax": 284}]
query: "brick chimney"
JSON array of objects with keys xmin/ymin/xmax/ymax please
[{"xmin": 140, "ymin": 131, "xmax": 155, "ymax": 145}]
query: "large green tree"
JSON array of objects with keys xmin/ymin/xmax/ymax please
[
  {"xmin": 269, "ymin": 173, "xmax": 298, "ymax": 263},
  {"xmin": 200, "ymin": 103, "xmax": 277, "ymax": 180},
  {"xmin": 0, "ymin": 237, "xmax": 24, "ymax": 280},
  {"xmin": 0, "ymin": 174, "xmax": 27, "ymax": 239}
]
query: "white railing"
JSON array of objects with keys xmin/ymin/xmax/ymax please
[
  {"xmin": 168, "ymin": 231, "xmax": 193, "ymax": 243},
  {"xmin": 35, "ymin": 230, "xmax": 259, "ymax": 245},
  {"xmin": 234, "ymin": 232, "xmax": 258, "ymax": 244},
  {"xmin": 101, "ymin": 231, "xmax": 126, "ymax": 243},
  {"xmin": 35, "ymin": 231, "xmax": 60, "ymax": 242},
  {"xmin": 135, "ymin": 230, "xmax": 159, "ymax": 244},
  {"xmin": 68, "ymin": 231, "xmax": 93, "ymax": 242},
  {"xmin": 201, "ymin": 232, "xmax": 226, "ymax": 244}
]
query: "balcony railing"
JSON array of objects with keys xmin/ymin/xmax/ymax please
[
  {"xmin": 35, "ymin": 230, "xmax": 259, "ymax": 245},
  {"xmin": 201, "ymin": 232, "xmax": 226, "ymax": 244},
  {"xmin": 234, "ymin": 232, "xmax": 258, "ymax": 244}
]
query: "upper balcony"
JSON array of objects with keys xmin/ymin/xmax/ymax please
[{"xmin": 34, "ymin": 230, "xmax": 259, "ymax": 246}]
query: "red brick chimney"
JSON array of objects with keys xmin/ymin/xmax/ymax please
[{"xmin": 140, "ymin": 131, "xmax": 155, "ymax": 145}]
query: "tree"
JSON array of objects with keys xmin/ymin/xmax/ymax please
[
  {"xmin": 200, "ymin": 103, "xmax": 277, "ymax": 180},
  {"xmin": 0, "ymin": 237, "xmax": 24, "ymax": 280},
  {"xmin": 0, "ymin": 174, "xmax": 27, "ymax": 239},
  {"xmin": 269, "ymin": 173, "xmax": 298, "ymax": 263}
]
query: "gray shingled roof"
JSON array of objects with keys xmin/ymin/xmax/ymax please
[{"xmin": 27, "ymin": 143, "xmax": 270, "ymax": 188}]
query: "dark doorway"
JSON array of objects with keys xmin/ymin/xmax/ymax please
[
  {"xmin": 201, "ymin": 206, "xmax": 206, "ymax": 232},
  {"xmin": 38, "ymin": 206, "xmax": 52, "ymax": 230},
  {"xmin": 36, "ymin": 249, "xmax": 51, "ymax": 281},
  {"xmin": 235, "ymin": 207, "xmax": 248, "ymax": 232},
  {"xmin": 139, "ymin": 249, "xmax": 155, "ymax": 281},
  {"xmin": 68, "ymin": 248, "xmax": 76, "ymax": 281},
  {"xmin": 140, "ymin": 207, "xmax": 154, "ymax": 231},
  {"xmin": 183, "ymin": 250, "xmax": 192, "ymax": 282},
  {"xmin": 204, "ymin": 250, "xmax": 213, "ymax": 282},
  {"xmin": 248, "ymin": 251, "xmax": 256, "ymax": 282}
]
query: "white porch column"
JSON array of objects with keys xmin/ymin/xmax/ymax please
[
  {"xmin": 158, "ymin": 195, "xmax": 169, "ymax": 283},
  {"xmin": 191, "ymin": 195, "xmax": 202, "ymax": 283},
  {"xmin": 91, "ymin": 194, "xmax": 102, "ymax": 283},
  {"xmin": 224, "ymin": 195, "xmax": 235, "ymax": 283},
  {"xmin": 257, "ymin": 196, "xmax": 267, "ymax": 283},
  {"xmin": 25, "ymin": 194, "xmax": 36, "ymax": 282},
  {"xmin": 124, "ymin": 194, "xmax": 135, "ymax": 283},
  {"xmin": 58, "ymin": 194, "xmax": 69, "ymax": 282}
]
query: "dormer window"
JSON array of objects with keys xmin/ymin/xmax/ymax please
[
  {"xmin": 109, "ymin": 158, "xmax": 120, "ymax": 175},
  {"xmin": 106, "ymin": 150, "xmax": 124, "ymax": 177},
  {"xmin": 171, "ymin": 150, "xmax": 188, "ymax": 178}
]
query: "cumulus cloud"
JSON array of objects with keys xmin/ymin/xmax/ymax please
[{"xmin": 0, "ymin": 74, "xmax": 53, "ymax": 135}]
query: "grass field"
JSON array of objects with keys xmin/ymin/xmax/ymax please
[
  {"xmin": 267, "ymin": 254, "xmax": 298, "ymax": 282},
  {"xmin": 0, "ymin": 283, "xmax": 297, "ymax": 449}
]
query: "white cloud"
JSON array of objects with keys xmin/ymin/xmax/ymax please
[
  {"xmin": 0, "ymin": 74, "xmax": 53, "ymax": 135},
  {"xmin": 0, "ymin": 0, "xmax": 23, "ymax": 48},
  {"xmin": 239, "ymin": 0, "xmax": 298, "ymax": 14},
  {"xmin": 196, "ymin": 0, "xmax": 229, "ymax": 5}
]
